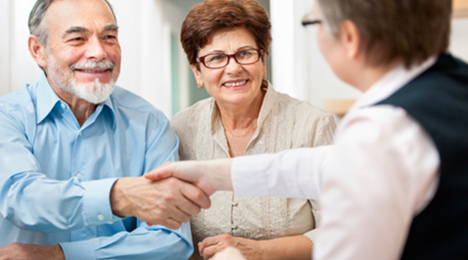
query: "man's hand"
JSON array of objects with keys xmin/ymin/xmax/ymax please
[
  {"xmin": 110, "ymin": 176, "xmax": 211, "ymax": 229},
  {"xmin": 0, "ymin": 243, "xmax": 64, "ymax": 260},
  {"xmin": 199, "ymin": 234, "xmax": 260, "ymax": 260},
  {"xmin": 144, "ymin": 159, "xmax": 234, "ymax": 196}
]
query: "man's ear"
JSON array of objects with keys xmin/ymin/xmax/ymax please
[
  {"xmin": 338, "ymin": 20, "xmax": 361, "ymax": 61},
  {"xmin": 28, "ymin": 35, "xmax": 48, "ymax": 69},
  {"xmin": 190, "ymin": 64, "xmax": 204, "ymax": 89}
]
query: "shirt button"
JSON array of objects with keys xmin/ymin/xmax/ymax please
[
  {"xmin": 107, "ymin": 221, "xmax": 114, "ymax": 224},
  {"xmin": 76, "ymin": 173, "xmax": 82, "ymax": 180},
  {"xmin": 97, "ymin": 215, "xmax": 105, "ymax": 221},
  {"xmin": 232, "ymin": 202, "xmax": 239, "ymax": 206},
  {"xmin": 61, "ymin": 103, "xmax": 66, "ymax": 109},
  {"xmin": 78, "ymin": 131, "xmax": 82, "ymax": 136},
  {"xmin": 232, "ymin": 225, "xmax": 238, "ymax": 230}
]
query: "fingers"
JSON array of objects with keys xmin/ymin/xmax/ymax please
[
  {"xmin": 199, "ymin": 234, "xmax": 232, "ymax": 259},
  {"xmin": 144, "ymin": 178, "xmax": 211, "ymax": 229},
  {"xmin": 144, "ymin": 161, "xmax": 173, "ymax": 181},
  {"xmin": 180, "ymin": 180, "xmax": 211, "ymax": 209}
]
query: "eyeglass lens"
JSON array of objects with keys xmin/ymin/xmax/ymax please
[{"xmin": 203, "ymin": 49, "xmax": 260, "ymax": 68}]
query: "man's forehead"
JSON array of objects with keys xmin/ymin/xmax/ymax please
[
  {"xmin": 45, "ymin": 0, "xmax": 116, "ymax": 23},
  {"xmin": 45, "ymin": 0, "xmax": 117, "ymax": 32}
]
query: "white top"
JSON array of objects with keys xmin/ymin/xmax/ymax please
[{"xmin": 232, "ymin": 57, "xmax": 440, "ymax": 260}]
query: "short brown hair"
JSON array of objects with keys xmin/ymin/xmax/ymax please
[
  {"xmin": 317, "ymin": 0, "xmax": 451, "ymax": 68},
  {"xmin": 180, "ymin": 0, "xmax": 271, "ymax": 68}
]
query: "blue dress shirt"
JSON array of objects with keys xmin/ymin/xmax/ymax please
[{"xmin": 0, "ymin": 73, "xmax": 193, "ymax": 260}]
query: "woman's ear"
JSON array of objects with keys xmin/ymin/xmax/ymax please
[
  {"xmin": 190, "ymin": 64, "xmax": 204, "ymax": 89},
  {"xmin": 339, "ymin": 20, "xmax": 361, "ymax": 61},
  {"xmin": 28, "ymin": 35, "xmax": 48, "ymax": 69}
]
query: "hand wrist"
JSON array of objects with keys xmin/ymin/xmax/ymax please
[{"xmin": 110, "ymin": 178, "xmax": 129, "ymax": 217}]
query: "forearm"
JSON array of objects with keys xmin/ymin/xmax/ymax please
[
  {"xmin": 60, "ymin": 223, "xmax": 193, "ymax": 260},
  {"xmin": 232, "ymin": 146, "xmax": 332, "ymax": 199},
  {"xmin": 0, "ymin": 173, "xmax": 118, "ymax": 232},
  {"xmin": 258, "ymin": 235, "xmax": 313, "ymax": 260}
]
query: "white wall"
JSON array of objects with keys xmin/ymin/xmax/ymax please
[
  {"xmin": 270, "ymin": 0, "xmax": 361, "ymax": 108},
  {"xmin": 0, "ymin": 0, "xmax": 11, "ymax": 96}
]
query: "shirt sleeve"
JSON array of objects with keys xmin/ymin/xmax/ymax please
[
  {"xmin": 231, "ymin": 145, "xmax": 333, "ymax": 199},
  {"xmin": 305, "ymin": 113, "xmax": 336, "ymax": 243},
  {"xmin": 60, "ymin": 112, "xmax": 188, "ymax": 260},
  {"xmin": 60, "ymin": 222, "xmax": 193, "ymax": 260},
  {"xmin": 315, "ymin": 106, "xmax": 439, "ymax": 260},
  {"xmin": 0, "ymin": 107, "xmax": 117, "ymax": 232},
  {"xmin": 0, "ymin": 101, "xmax": 191, "ymax": 259},
  {"xmin": 61, "ymin": 110, "xmax": 188, "ymax": 260}
]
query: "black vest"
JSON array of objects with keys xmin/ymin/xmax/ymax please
[{"xmin": 377, "ymin": 54, "xmax": 468, "ymax": 259}]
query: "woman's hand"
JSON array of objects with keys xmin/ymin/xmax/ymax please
[
  {"xmin": 145, "ymin": 159, "xmax": 234, "ymax": 196},
  {"xmin": 199, "ymin": 234, "xmax": 263, "ymax": 260}
]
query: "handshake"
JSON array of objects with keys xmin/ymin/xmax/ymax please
[{"xmin": 112, "ymin": 159, "xmax": 234, "ymax": 230}]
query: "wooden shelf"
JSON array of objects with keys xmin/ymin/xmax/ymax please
[{"xmin": 453, "ymin": 0, "xmax": 468, "ymax": 18}]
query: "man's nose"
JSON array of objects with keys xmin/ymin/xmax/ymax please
[{"xmin": 85, "ymin": 37, "xmax": 107, "ymax": 61}]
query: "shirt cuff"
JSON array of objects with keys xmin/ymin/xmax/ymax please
[
  {"xmin": 60, "ymin": 240, "xmax": 95, "ymax": 260},
  {"xmin": 231, "ymin": 155, "xmax": 270, "ymax": 196},
  {"xmin": 81, "ymin": 178, "xmax": 120, "ymax": 226},
  {"xmin": 303, "ymin": 228, "xmax": 319, "ymax": 244}
]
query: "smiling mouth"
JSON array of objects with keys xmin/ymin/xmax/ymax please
[
  {"xmin": 223, "ymin": 80, "xmax": 248, "ymax": 87},
  {"xmin": 74, "ymin": 69, "xmax": 111, "ymax": 73}
]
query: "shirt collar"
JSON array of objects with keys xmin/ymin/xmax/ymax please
[
  {"xmin": 348, "ymin": 56, "xmax": 438, "ymax": 115},
  {"xmin": 36, "ymin": 72, "xmax": 117, "ymax": 127},
  {"xmin": 36, "ymin": 72, "xmax": 62, "ymax": 124}
]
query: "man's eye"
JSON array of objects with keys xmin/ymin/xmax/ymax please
[
  {"xmin": 71, "ymin": 37, "xmax": 84, "ymax": 41},
  {"xmin": 104, "ymin": 35, "xmax": 117, "ymax": 40}
]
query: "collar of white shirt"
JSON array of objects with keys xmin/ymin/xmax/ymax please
[{"xmin": 347, "ymin": 56, "xmax": 437, "ymax": 117}]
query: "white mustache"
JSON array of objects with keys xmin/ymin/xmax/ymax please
[{"xmin": 70, "ymin": 60, "xmax": 114, "ymax": 70}]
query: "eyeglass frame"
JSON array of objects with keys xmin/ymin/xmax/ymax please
[
  {"xmin": 196, "ymin": 48, "xmax": 264, "ymax": 69},
  {"xmin": 301, "ymin": 13, "xmax": 322, "ymax": 27}
]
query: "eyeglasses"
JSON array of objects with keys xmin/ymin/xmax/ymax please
[
  {"xmin": 197, "ymin": 48, "xmax": 264, "ymax": 69},
  {"xmin": 302, "ymin": 12, "xmax": 322, "ymax": 27}
]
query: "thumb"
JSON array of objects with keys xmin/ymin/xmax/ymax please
[{"xmin": 144, "ymin": 161, "xmax": 174, "ymax": 181}]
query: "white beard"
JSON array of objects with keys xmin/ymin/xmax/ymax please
[
  {"xmin": 47, "ymin": 54, "xmax": 118, "ymax": 104},
  {"xmin": 66, "ymin": 76, "xmax": 116, "ymax": 104}
]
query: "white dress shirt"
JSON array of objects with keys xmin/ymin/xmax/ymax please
[{"xmin": 232, "ymin": 57, "xmax": 440, "ymax": 260}]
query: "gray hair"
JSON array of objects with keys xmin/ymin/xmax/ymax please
[
  {"xmin": 28, "ymin": 0, "xmax": 117, "ymax": 46},
  {"xmin": 316, "ymin": 0, "xmax": 451, "ymax": 68}
]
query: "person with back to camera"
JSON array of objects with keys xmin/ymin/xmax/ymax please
[
  {"xmin": 0, "ymin": 0, "xmax": 210, "ymax": 259},
  {"xmin": 148, "ymin": 0, "xmax": 468, "ymax": 259},
  {"xmin": 171, "ymin": 0, "xmax": 337, "ymax": 259}
]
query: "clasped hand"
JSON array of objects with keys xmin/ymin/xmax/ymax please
[{"xmin": 111, "ymin": 169, "xmax": 212, "ymax": 229}]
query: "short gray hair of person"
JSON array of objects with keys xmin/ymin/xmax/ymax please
[
  {"xmin": 28, "ymin": 0, "xmax": 117, "ymax": 46},
  {"xmin": 316, "ymin": 0, "xmax": 451, "ymax": 68}
]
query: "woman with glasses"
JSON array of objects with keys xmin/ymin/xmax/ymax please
[{"xmin": 172, "ymin": 0, "xmax": 336, "ymax": 259}]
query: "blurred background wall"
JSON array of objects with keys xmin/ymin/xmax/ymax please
[{"xmin": 1, "ymin": 0, "xmax": 468, "ymax": 118}]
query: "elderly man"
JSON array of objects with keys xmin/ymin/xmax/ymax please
[
  {"xmin": 0, "ymin": 0, "xmax": 209, "ymax": 259},
  {"xmin": 148, "ymin": 0, "xmax": 468, "ymax": 259}
]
